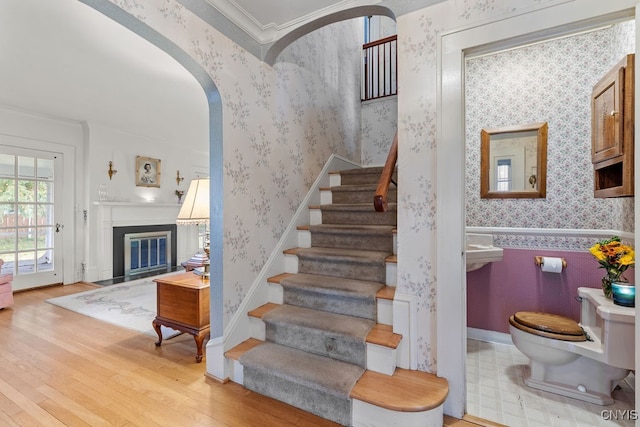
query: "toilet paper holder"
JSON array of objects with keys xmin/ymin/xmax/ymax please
[{"xmin": 534, "ymin": 256, "xmax": 567, "ymax": 268}]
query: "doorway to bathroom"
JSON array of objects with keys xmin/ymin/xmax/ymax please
[
  {"xmin": 437, "ymin": 2, "xmax": 638, "ymax": 423},
  {"xmin": 463, "ymin": 15, "xmax": 637, "ymax": 427}
]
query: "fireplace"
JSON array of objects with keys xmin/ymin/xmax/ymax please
[{"xmin": 112, "ymin": 224, "xmax": 177, "ymax": 278}]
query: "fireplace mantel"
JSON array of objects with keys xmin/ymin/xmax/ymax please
[{"xmin": 90, "ymin": 202, "xmax": 193, "ymax": 281}]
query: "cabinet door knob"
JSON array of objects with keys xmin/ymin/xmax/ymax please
[{"xmin": 610, "ymin": 110, "xmax": 618, "ymax": 116}]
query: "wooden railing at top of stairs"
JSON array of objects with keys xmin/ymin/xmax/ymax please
[{"xmin": 374, "ymin": 132, "xmax": 398, "ymax": 212}]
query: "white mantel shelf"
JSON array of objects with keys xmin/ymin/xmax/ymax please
[{"xmin": 92, "ymin": 201, "xmax": 182, "ymax": 207}]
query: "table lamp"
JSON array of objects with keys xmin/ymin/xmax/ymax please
[{"xmin": 176, "ymin": 178, "xmax": 210, "ymax": 277}]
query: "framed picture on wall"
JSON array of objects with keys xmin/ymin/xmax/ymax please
[{"xmin": 135, "ymin": 156, "xmax": 161, "ymax": 187}]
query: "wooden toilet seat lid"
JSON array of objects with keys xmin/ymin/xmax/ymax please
[{"xmin": 510, "ymin": 312, "xmax": 586, "ymax": 342}]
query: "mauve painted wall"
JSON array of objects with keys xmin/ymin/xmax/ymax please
[{"xmin": 466, "ymin": 248, "xmax": 635, "ymax": 334}]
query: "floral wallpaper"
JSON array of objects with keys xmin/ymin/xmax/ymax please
[
  {"xmin": 465, "ymin": 20, "xmax": 635, "ymax": 236},
  {"xmin": 103, "ymin": 0, "xmax": 362, "ymax": 326},
  {"xmin": 361, "ymin": 97, "xmax": 397, "ymax": 166}
]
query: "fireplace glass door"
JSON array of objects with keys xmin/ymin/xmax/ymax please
[{"xmin": 0, "ymin": 147, "xmax": 63, "ymax": 289}]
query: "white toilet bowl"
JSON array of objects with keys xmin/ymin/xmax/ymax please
[{"xmin": 509, "ymin": 287, "xmax": 635, "ymax": 405}]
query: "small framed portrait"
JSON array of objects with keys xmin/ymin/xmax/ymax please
[{"xmin": 135, "ymin": 156, "xmax": 161, "ymax": 187}]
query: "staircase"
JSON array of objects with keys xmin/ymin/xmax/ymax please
[{"xmin": 224, "ymin": 166, "xmax": 448, "ymax": 426}]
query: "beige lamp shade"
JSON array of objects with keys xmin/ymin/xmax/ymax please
[{"xmin": 176, "ymin": 178, "xmax": 209, "ymax": 224}]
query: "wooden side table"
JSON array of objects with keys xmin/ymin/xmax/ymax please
[{"xmin": 153, "ymin": 272, "xmax": 210, "ymax": 362}]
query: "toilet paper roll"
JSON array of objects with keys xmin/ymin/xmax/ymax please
[{"xmin": 541, "ymin": 256, "xmax": 563, "ymax": 273}]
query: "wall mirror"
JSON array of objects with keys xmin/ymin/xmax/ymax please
[{"xmin": 480, "ymin": 122, "xmax": 548, "ymax": 198}]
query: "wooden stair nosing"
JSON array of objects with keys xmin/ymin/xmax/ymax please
[
  {"xmin": 247, "ymin": 302, "xmax": 280, "ymax": 319},
  {"xmin": 283, "ymin": 247, "xmax": 298, "ymax": 255},
  {"xmin": 267, "ymin": 273, "xmax": 294, "ymax": 284},
  {"xmin": 366, "ymin": 324, "xmax": 401, "ymax": 349},
  {"xmin": 350, "ymin": 368, "xmax": 449, "ymax": 412},
  {"xmin": 224, "ymin": 338, "xmax": 264, "ymax": 361},
  {"xmin": 376, "ymin": 286, "xmax": 395, "ymax": 300}
]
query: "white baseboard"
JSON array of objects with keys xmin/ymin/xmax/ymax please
[{"xmin": 466, "ymin": 327, "xmax": 513, "ymax": 346}]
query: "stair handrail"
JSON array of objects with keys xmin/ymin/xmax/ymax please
[{"xmin": 374, "ymin": 132, "xmax": 398, "ymax": 212}]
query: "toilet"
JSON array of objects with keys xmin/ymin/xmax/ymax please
[{"xmin": 509, "ymin": 287, "xmax": 635, "ymax": 405}]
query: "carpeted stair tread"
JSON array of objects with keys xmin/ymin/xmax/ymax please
[
  {"xmin": 291, "ymin": 247, "xmax": 391, "ymax": 282},
  {"xmin": 307, "ymin": 224, "xmax": 394, "ymax": 252},
  {"xmin": 291, "ymin": 246, "xmax": 391, "ymax": 262},
  {"xmin": 240, "ymin": 342, "xmax": 365, "ymax": 393},
  {"xmin": 317, "ymin": 203, "xmax": 397, "ymax": 212},
  {"xmin": 338, "ymin": 166, "xmax": 384, "ymax": 176},
  {"xmin": 314, "ymin": 203, "xmax": 397, "ymax": 226},
  {"xmin": 332, "ymin": 183, "xmax": 378, "ymax": 190},
  {"xmin": 280, "ymin": 273, "xmax": 384, "ymax": 299},
  {"xmin": 264, "ymin": 304, "xmax": 375, "ymax": 341},
  {"xmin": 337, "ymin": 167, "xmax": 396, "ymax": 186},
  {"xmin": 330, "ymin": 184, "xmax": 397, "ymax": 204},
  {"xmin": 309, "ymin": 224, "xmax": 395, "ymax": 235},
  {"xmin": 240, "ymin": 342, "xmax": 364, "ymax": 426},
  {"xmin": 279, "ymin": 273, "xmax": 383, "ymax": 319},
  {"xmin": 263, "ymin": 304, "xmax": 375, "ymax": 366}
]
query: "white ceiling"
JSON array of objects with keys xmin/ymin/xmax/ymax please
[
  {"xmin": 231, "ymin": 0, "xmax": 345, "ymax": 28},
  {"xmin": 0, "ymin": 0, "xmax": 208, "ymax": 144}
]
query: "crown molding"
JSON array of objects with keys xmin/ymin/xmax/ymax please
[{"xmin": 204, "ymin": 0, "xmax": 377, "ymax": 44}]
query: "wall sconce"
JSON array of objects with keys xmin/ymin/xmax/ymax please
[
  {"xmin": 176, "ymin": 170, "xmax": 184, "ymax": 186},
  {"xmin": 108, "ymin": 161, "xmax": 118, "ymax": 180}
]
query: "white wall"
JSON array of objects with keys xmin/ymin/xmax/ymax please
[{"xmin": 85, "ymin": 122, "xmax": 209, "ymax": 282}]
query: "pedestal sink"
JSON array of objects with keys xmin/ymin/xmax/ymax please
[{"xmin": 466, "ymin": 233, "xmax": 503, "ymax": 272}]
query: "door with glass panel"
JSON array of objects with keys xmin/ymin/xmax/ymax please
[{"xmin": 0, "ymin": 148, "xmax": 63, "ymax": 290}]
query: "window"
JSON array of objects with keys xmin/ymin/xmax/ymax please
[{"xmin": 496, "ymin": 158, "xmax": 512, "ymax": 191}]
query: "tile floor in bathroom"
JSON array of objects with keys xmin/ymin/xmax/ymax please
[{"xmin": 466, "ymin": 339, "xmax": 636, "ymax": 427}]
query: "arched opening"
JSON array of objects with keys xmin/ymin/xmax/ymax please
[
  {"xmin": 78, "ymin": 0, "xmax": 225, "ymax": 339},
  {"xmin": 265, "ymin": 5, "xmax": 395, "ymax": 65}
]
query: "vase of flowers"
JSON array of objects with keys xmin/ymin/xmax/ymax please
[{"xmin": 589, "ymin": 236, "xmax": 635, "ymax": 299}]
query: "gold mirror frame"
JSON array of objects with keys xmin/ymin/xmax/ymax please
[{"xmin": 480, "ymin": 122, "xmax": 548, "ymax": 198}]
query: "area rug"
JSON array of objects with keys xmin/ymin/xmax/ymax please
[{"xmin": 47, "ymin": 279, "xmax": 180, "ymax": 339}]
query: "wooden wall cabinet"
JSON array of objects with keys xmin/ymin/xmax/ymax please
[{"xmin": 591, "ymin": 54, "xmax": 634, "ymax": 197}]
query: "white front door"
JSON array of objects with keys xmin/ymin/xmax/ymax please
[{"xmin": 0, "ymin": 146, "xmax": 63, "ymax": 289}]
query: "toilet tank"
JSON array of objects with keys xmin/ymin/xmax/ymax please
[{"xmin": 578, "ymin": 287, "xmax": 635, "ymax": 370}]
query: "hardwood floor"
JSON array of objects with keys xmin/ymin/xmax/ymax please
[
  {"xmin": 0, "ymin": 283, "xmax": 339, "ymax": 426},
  {"xmin": 0, "ymin": 283, "xmax": 484, "ymax": 426}
]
